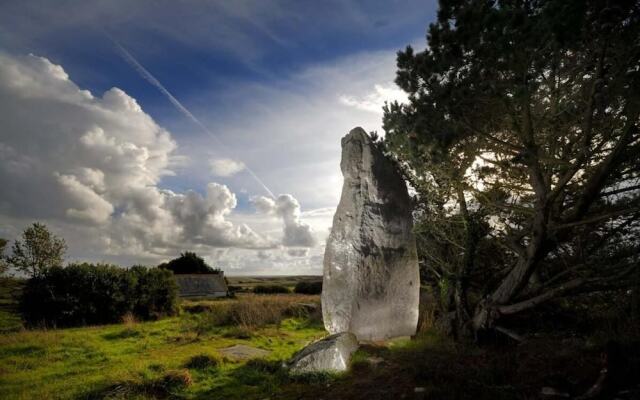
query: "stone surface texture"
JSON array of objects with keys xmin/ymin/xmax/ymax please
[
  {"xmin": 288, "ymin": 332, "xmax": 359, "ymax": 374},
  {"xmin": 218, "ymin": 344, "xmax": 270, "ymax": 360},
  {"xmin": 321, "ymin": 127, "xmax": 420, "ymax": 341}
]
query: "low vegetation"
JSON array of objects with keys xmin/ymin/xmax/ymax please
[
  {"xmin": 252, "ymin": 285, "xmax": 290, "ymax": 294},
  {"xmin": 0, "ymin": 238, "xmax": 8, "ymax": 276},
  {"xmin": 0, "ymin": 278, "xmax": 23, "ymax": 333},
  {"xmin": 20, "ymin": 264, "xmax": 178, "ymax": 327},
  {"xmin": 2, "ymin": 277, "xmax": 640, "ymax": 399},
  {"xmin": 293, "ymin": 281, "xmax": 322, "ymax": 295},
  {"xmin": 226, "ymin": 276, "xmax": 321, "ymax": 293},
  {"xmin": 183, "ymin": 294, "xmax": 321, "ymax": 332},
  {"xmin": 0, "ymin": 290, "xmax": 325, "ymax": 400},
  {"xmin": 184, "ymin": 353, "xmax": 221, "ymax": 370}
]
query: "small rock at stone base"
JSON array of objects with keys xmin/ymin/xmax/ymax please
[{"xmin": 288, "ymin": 332, "xmax": 359, "ymax": 374}]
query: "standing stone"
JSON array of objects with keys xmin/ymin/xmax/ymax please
[{"xmin": 322, "ymin": 127, "xmax": 420, "ymax": 341}]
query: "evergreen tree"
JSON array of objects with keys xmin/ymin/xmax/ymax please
[{"xmin": 384, "ymin": 0, "xmax": 640, "ymax": 337}]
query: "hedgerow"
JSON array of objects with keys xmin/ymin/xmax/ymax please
[{"xmin": 20, "ymin": 263, "xmax": 178, "ymax": 327}]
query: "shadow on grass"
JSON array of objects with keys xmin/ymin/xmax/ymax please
[
  {"xmin": 77, "ymin": 332, "xmax": 640, "ymax": 400},
  {"xmin": 0, "ymin": 344, "xmax": 46, "ymax": 357},
  {"xmin": 195, "ymin": 358, "xmax": 341, "ymax": 400},
  {"xmin": 79, "ymin": 369, "xmax": 193, "ymax": 400},
  {"xmin": 101, "ymin": 329, "xmax": 142, "ymax": 341},
  {"xmin": 78, "ymin": 358, "xmax": 339, "ymax": 400}
]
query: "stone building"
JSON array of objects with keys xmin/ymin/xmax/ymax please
[{"xmin": 174, "ymin": 272, "xmax": 229, "ymax": 298}]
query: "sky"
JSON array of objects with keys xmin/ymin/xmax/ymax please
[{"xmin": 0, "ymin": 0, "xmax": 437, "ymax": 275}]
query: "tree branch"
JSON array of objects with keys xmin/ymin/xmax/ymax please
[
  {"xmin": 551, "ymin": 206, "xmax": 640, "ymax": 231},
  {"xmin": 498, "ymin": 278, "xmax": 585, "ymax": 315}
]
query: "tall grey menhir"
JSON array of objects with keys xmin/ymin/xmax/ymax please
[{"xmin": 322, "ymin": 127, "xmax": 420, "ymax": 341}]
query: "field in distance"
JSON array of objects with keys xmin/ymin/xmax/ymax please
[{"xmin": 226, "ymin": 275, "xmax": 321, "ymax": 291}]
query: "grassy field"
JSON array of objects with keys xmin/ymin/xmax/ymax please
[
  {"xmin": 2, "ymin": 278, "xmax": 639, "ymax": 399},
  {"xmin": 0, "ymin": 292, "xmax": 327, "ymax": 400},
  {"xmin": 226, "ymin": 275, "xmax": 321, "ymax": 291}
]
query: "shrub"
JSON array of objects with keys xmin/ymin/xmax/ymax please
[
  {"xmin": 182, "ymin": 302, "xmax": 218, "ymax": 314},
  {"xmin": 253, "ymin": 285, "xmax": 289, "ymax": 294},
  {"xmin": 160, "ymin": 369, "xmax": 192, "ymax": 389},
  {"xmin": 184, "ymin": 353, "xmax": 220, "ymax": 370},
  {"xmin": 121, "ymin": 312, "xmax": 138, "ymax": 336},
  {"xmin": 222, "ymin": 326, "xmax": 253, "ymax": 339},
  {"xmin": 129, "ymin": 266, "xmax": 179, "ymax": 320},
  {"xmin": 189, "ymin": 306, "xmax": 233, "ymax": 335},
  {"xmin": 293, "ymin": 281, "xmax": 322, "ymax": 295},
  {"xmin": 20, "ymin": 263, "xmax": 178, "ymax": 327},
  {"xmin": 227, "ymin": 285, "xmax": 244, "ymax": 293},
  {"xmin": 0, "ymin": 238, "xmax": 8, "ymax": 275},
  {"xmin": 86, "ymin": 369, "xmax": 192, "ymax": 399},
  {"xmin": 244, "ymin": 358, "xmax": 283, "ymax": 374}
]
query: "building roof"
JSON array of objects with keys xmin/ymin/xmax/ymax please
[{"xmin": 174, "ymin": 274, "xmax": 228, "ymax": 297}]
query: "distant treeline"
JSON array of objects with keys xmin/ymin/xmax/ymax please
[
  {"xmin": 21, "ymin": 263, "xmax": 178, "ymax": 327},
  {"xmin": 250, "ymin": 281, "xmax": 322, "ymax": 295},
  {"xmin": 252, "ymin": 285, "xmax": 290, "ymax": 294},
  {"xmin": 293, "ymin": 281, "xmax": 322, "ymax": 295}
]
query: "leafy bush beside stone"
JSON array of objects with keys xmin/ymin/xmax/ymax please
[
  {"xmin": 19, "ymin": 263, "xmax": 178, "ymax": 327},
  {"xmin": 252, "ymin": 285, "xmax": 289, "ymax": 294},
  {"xmin": 293, "ymin": 281, "xmax": 322, "ymax": 295}
]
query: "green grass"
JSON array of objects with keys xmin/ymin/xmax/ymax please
[
  {"xmin": 0, "ymin": 296, "xmax": 326, "ymax": 400},
  {"xmin": 3, "ymin": 277, "xmax": 638, "ymax": 399},
  {"xmin": 226, "ymin": 275, "xmax": 321, "ymax": 292}
]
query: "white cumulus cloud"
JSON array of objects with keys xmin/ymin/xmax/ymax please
[
  {"xmin": 0, "ymin": 53, "xmax": 271, "ymax": 261},
  {"xmin": 209, "ymin": 158, "xmax": 245, "ymax": 177},
  {"xmin": 339, "ymin": 83, "xmax": 408, "ymax": 113},
  {"xmin": 251, "ymin": 194, "xmax": 317, "ymax": 248}
]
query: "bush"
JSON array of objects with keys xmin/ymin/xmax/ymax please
[
  {"xmin": 20, "ymin": 263, "xmax": 178, "ymax": 327},
  {"xmin": 253, "ymin": 285, "xmax": 289, "ymax": 294},
  {"xmin": 184, "ymin": 353, "xmax": 220, "ymax": 370},
  {"xmin": 160, "ymin": 369, "xmax": 192, "ymax": 389},
  {"xmin": 227, "ymin": 285, "xmax": 244, "ymax": 293},
  {"xmin": 129, "ymin": 265, "xmax": 179, "ymax": 320},
  {"xmin": 293, "ymin": 281, "xmax": 322, "ymax": 295}
]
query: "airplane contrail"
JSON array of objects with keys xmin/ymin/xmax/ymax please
[{"xmin": 107, "ymin": 34, "xmax": 276, "ymax": 199}]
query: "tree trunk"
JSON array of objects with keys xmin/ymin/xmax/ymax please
[{"xmin": 453, "ymin": 187, "xmax": 475, "ymax": 337}]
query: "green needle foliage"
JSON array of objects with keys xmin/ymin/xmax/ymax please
[{"xmin": 383, "ymin": 0, "xmax": 640, "ymax": 337}]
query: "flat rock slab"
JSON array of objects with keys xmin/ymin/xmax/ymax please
[
  {"xmin": 218, "ymin": 344, "xmax": 270, "ymax": 360},
  {"xmin": 288, "ymin": 332, "xmax": 359, "ymax": 374}
]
